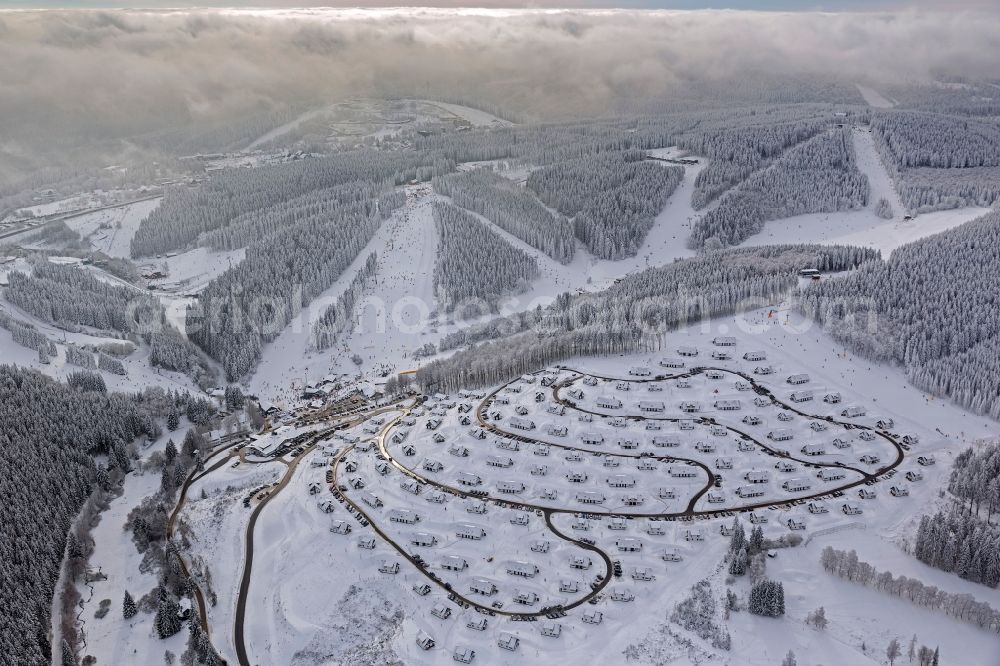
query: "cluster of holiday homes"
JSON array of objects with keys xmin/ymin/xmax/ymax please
[
  {"xmin": 591, "ymin": 394, "xmax": 745, "ymax": 415},
  {"xmin": 658, "ymin": 343, "xmax": 766, "ymax": 366}
]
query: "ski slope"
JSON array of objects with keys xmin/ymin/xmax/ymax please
[
  {"xmin": 247, "ymin": 184, "xmax": 439, "ymax": 406},
  {"xmin": 740, "ymin": 126, "xmax": 990, "ymax": 257},
  {"xmin": 857, "ymin": 84, "xmax": 895, "ymax": 109}
]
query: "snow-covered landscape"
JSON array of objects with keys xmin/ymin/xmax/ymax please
[{"xmin": 2, "ymin": 5, "xmax": 1000, "ymax": 666}]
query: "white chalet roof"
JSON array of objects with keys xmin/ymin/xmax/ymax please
[
  {"xmin": 456, "ymin": 524, "xmax": 486, "ymax": 538},
  {"xmin": 508, "ymin": 416, "xmax": 535, "ymax": 429},
  {"xmin": 507, "ymin": 560, "xmax": 539, "ymax": 575}
]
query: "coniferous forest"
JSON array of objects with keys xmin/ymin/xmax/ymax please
[
  {"xmin": 0, "ymin": 366, "xmax": 163, "ymax": 665},
  {"xmin": 801, "ymin": 211, "xmax": 1000, "ymax": 419},
  {"xmin": 432, "ymin": 200, "xmax": 539, "ymax": 312}
]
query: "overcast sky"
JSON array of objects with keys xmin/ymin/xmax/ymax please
[{"xmin": 7, "ymin": 1, "xmax": 999, "ymax": 9}]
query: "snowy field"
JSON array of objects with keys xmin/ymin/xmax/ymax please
[
  {"xmin": 7, "ymin": 91, "xmax": 998, "ymax": 666},
  {"xmin": 67, "ymin": 427, "xmax": 192, "ymax": 666},
  {"xmin": 63, "ymin": 198, "xmax": 161, "ymax": 259},
  {"xmin": 856, "ymin": 84, "xmax": 896, "ymax": 109},
  {"xmin": 141, "ymin": 246, "xmax": 246, "ymax": 295}
]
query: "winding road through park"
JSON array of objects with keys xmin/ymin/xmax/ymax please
[{"xmin": 186, "ymin": 364, "xmax": 905, "ymax": 666}]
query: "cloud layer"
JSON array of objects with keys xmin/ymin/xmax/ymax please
[{"xmin": 1, "ymin": 8, "xmax": 998, "ymax": 177}]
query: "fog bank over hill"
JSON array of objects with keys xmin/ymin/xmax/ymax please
[{"xmin": 1, "ymin": 8, "xmax": 999, "ymax": 183}]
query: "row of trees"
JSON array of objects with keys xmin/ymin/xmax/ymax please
[
  {"xmin": 528, "ymin": 151, "xmax": 683, "ymax": 259},
  {"xmin": 432, "ymin": 201, "xmax": 538, "ymax": 313},
  {"xmin": 146, "ymin": 325, "xmax": 218, "ymax": 389},
  {"xmin": 434, "ymin": 168, "xmax": 575, "ymax": 263},
  {"xmin": 0, "ymin": 365, "xmax": 166, "ymax": 665},
  {"xmin": 311, "ymin": 253, "xmax": 378, "ymax": 351},
  {"xmin": 893, "ymin": 166, "xmax": 1000, "ymax": 214},
  {"xmin": 418, "ymin": 243, "xmax": 877, "ymax": 391},
  {"xmin": 821, "ymin": 546, "xmax": 1000, "ymax": 632},
  {"xmin": 65, "ymin": 344, "xmax": 97, "ymax": 370},
  {"xmin": 6, "ymin": 261, "xmax": 160, "ymax": 333},
  {"xmin": 0, "ymin": 310, "xmax": 56, "ymax": 357},
  {"xmin": 97, "ymin": 352, "xmax": 126, "ymax": 376},
  {"xmin": 914, "ymin": 509, "xmax": 1000, "ymax": 588},
  {"xmin": 801, "ymin": 211, "xmax": 1000, "ymax": 419},
  {"xmin": 691, "ymin": 127, "xmax": 870, "ymax": 248}
]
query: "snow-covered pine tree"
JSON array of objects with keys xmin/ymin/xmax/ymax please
[
  {"xmin": 123, "ymin": 590, "xmax": 137, "ymax": 620},
  {"xmin": 729, "ymin": 547, "xmax": 749, "ymax": 577},
  {"xmin": 166, "ymin": 409, "xmax": 180, "ymax": 432},
  {"xmin": 874, "ymin": 197, "xmax": 894, "ymax": 219},
  {"xmin": 748, "ymin": 525, "xmax": 765, "ymax": 555},
  {"xmin": 154, "ymin": 588, "xmax": 182, "ymax": 639},
  {"xmin": 728, "ymin": 518, "xmax": 746, "ymax": 555}
]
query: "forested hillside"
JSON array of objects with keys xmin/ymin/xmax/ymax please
[
  {"xmin": 418, "ymin": 243, "xmax": 876, "ymax": 390},
  {"xmin": 204, "ymin": 184, "xmax": 405, "ymax": 252},
  {"xmin": 432, "ymin": 201, "xmax": 538, "ymax": 313},
  {"xmin": 188, "ymin": 199, "xmax": 389, "ymax": 380},
  {"xmin": 0, "ymin": 366, "xmax": 163, "ymax": 666},
  {"xmin": 680, "ymin": 119, "xmax": 826, "ymax": 209},
  {"xmin": 6, "ymin": 261, "xmax": 159, "ymax": 333},
  {"xmin": 528, "ymin": 152, "xmax": 683, "ymax": 259},
  {"xmin": 0, "ymin": 310, "xmax": 57, "ymax": 358},
  {"xmin": 3, "ymin": 262, "xmax": 216, "ymax": 385},
  {"xmin": 881, "ymin": 82, "xmax": 1000, "ymax": 119},
  {"xmin": 691, "ymin": 127, "xmax": 870, "ymax": 248},
  {"xmin": 871, "ymin": 111, "xmax": 1000, "ymax": 213},
  {"xmin": 801, "ymin": 211, "xmax": 1000, "ymax": 418},
  {"xmin": 416, "ymin": 104, "xmax": 844, "ymax": 169},
  {"xmin": 872, "ymin": 111, "xmax": 1000, "ymax": 169},
  {"xmin": 434, "ymin": 168, "xmax": 575, "ymax": 263},
  {"xmin": 130, "ymin": 150, "xmax": 450, "ymax": 257}
]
